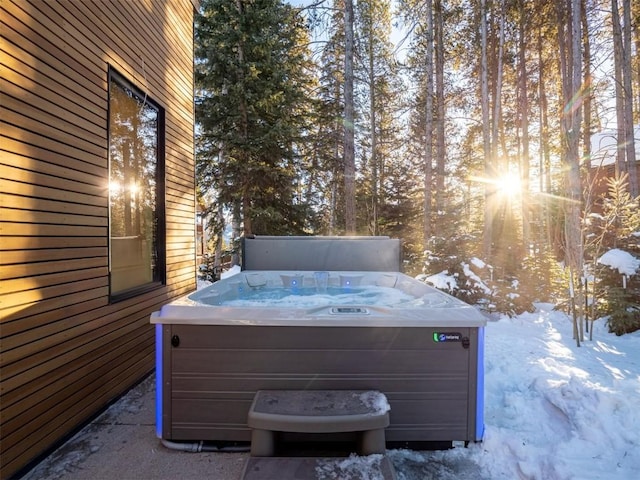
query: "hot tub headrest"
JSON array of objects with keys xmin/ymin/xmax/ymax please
[{"xmin": 242, "ymin": 236, "xmax": 402, "ymax": 272}]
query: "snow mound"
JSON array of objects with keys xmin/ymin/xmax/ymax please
[{"xmin": 597, "ymin": 248, "xmax": 640, "ymax": 276}]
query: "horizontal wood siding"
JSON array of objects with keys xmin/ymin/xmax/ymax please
[{"xmin": 0, "ymin": 1, "xmax": 197, "ymax": 477}]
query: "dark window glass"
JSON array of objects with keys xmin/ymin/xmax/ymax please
[{"xmin": 108, "ymin": 69, "xmax": 165, "ymax": 299}]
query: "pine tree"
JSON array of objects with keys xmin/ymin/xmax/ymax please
[
  {"xmin": 314, "ymin": 0, "xmax": 347, "ymax": 234},
  {"xmin": 195, "ymin": 0, "xmax": 316, "ymax": 236},
  {"xmin": 344, "ymin": 0, "xmax": 356, "ymax": 234},
  {"xmin": 587, "ymin": 174, "xmax": 640, "ymax": 335},
  {"xmin": 355, "ymin": 0, "xmax": 404, "ymax": 235}
]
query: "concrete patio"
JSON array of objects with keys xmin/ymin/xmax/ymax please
[
  {"xmin": 20, "ymin": 374, "xmax": 248, "ymax": 480},
  {"xmin": 20, "ymin": 373, "xmax": 486, "ymax": 480}
]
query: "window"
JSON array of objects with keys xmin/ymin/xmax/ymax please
[{"xmin": 108, "ymin": 68, "xmax": 165, "ymax": 300}]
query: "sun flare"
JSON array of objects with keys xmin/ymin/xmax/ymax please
[
  {"xmin": 495, "ymin": 173, "xmax": 522, "ymax": 198},
  {"xmin": 470, "ymin": 173, "xmax": 522, "ymax": 198}
]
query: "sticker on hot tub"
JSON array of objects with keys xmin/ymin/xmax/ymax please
[
  {"xmin": 433, "ymin": 332, "xmax": 462, "ymax": 342},
  {"xmin": 330, "ymin": 306, "xmax": 370, "ymax": 314}
]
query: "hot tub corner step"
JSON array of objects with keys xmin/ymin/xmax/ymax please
[
  {"xmin": 241, "ymin": 455, "xmax": 397, "ymax": 480},
  {"xmin": 247, "ymin": 390, "xmax": 390, "ymax": 456}
]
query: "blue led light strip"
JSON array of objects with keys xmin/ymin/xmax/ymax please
[
  {"xmin": 476, "ymin": 326, "xmax": 485, "ymax": 441},
  {"xmin": 155, "ymin": 324, "xmax": 163, "ymax": 438}
]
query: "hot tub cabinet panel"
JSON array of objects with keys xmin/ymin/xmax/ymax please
[{"xmin": 156, "ymin": 323, "xmax": 484, "ymax": 444}]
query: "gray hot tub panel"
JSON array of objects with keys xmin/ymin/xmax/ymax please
[{"xmin": 159, "ymin": 324, "xmax": 482, "ymax": 444}]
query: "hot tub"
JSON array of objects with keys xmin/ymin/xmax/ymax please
[{"xmin": 152, "ymin": 241, "xmax": 486, "ymax": 447}]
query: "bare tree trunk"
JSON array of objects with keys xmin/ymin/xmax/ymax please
[
  {"xmin": 612, "ymin": 0, "xmax": 628, "ymax": 179},
  {"xmin": 423, "ymin": 0, "xmax": 434, "ymax": 248},
  {"xmin": 235, "ymin": 0, "xmax": 251, "ymax": 237},
  {"xmin": 558, "ymin": 0, "xmax": 585, "ymax": 346},
  {"xmin": 344, "ymin": 0, "xmax": 356, "ymax": 235},
  {"xmin": 435, "ymin": 0, "xmax": 446, "ymax": 215},
  {"xmin": 582, "ymin": 0, "xmax": 592, "ymax": 172},
  {"xmin": 369, "ymin": 22, "xmax": 378, "ymax": 236},
  {"xmin": 487, "ymin": 0, "xmax": 506, "ymax": 263},
  {"xmin": 214, "ymin": 203, "xmax": 224, "ymax": 271},
  {"xmin": 572, "ymin": 0, "xmax": 585, "ymax": 344},
  {"xmin": 481, "ymin": 0, "xmax": 493, "ymax": 258},
  {"xmin": 518, "ymin": 0, "xmax": 531, "ymax": 250},
  {"xmin": 538, "ymin": 22, "xmax": 553, "ymax": 248},
  {"xmin": 582, "ymin": 0, "xmax": 594, "ymax": 338},
  {"xmin": 622, "ymin": 0, "xmax": 638, "ymax": 196},
  {"xmin": 231, "ymin": 199, "xmax": 242, "ymax": 266},
  {"xmin": 242, "ymin": 195, "xmax": 252, "ymax": 237},
  {"xmin": 636, "ymin": 4, "xmax": 640, "ymax": 125},
  {"xmin": 492, "ymin": 0, "xmax": 506, "ymax": 171},
  {"xmin": 330, "ymin": 82, "xmax": 341, "ymax": 235}
]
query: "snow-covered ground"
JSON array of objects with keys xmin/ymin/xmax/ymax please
[{"xmin": 388, "ymin": 304, "xmax": 640, "ymax": 480}]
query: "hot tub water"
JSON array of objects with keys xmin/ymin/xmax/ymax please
[
  {"xmin": 188, "ymin": 270, "xmax": 462, "ymax": 311},
  {"xmin": 203, "ymin": 285, "xmax": 416, "ymax": 308}
]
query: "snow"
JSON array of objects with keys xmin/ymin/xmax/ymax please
[
  {"xmin": 597, "ymin": 248, "xmax": 640, "ymax": 276},
  {"xmin": 462, "ymin": 262, "xmax": 492, "ymax": 294},
  {"xmin": 471, "ymin": 257, "xmax": 486, "ymax": 269},
  {"xmin": 221, "ymin": 264, "xmax": 242, "ymax": 279},
  {"xmin": 316, "ymin": 454, "xmax": 387, "ymax": 480},
  {"xmin": 358, "ymin": 391, "xmax": 391, "ymax": 415},
  {"xmin": 420, "ymin": 270, "xmax": 458, "ymax": 292},
  {"xmin": 196, "ymin": 265, "xmax": 240, "ymax": 290}
]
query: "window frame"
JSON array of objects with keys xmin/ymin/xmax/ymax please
[{"xmin": 107, "ymin": 67, "xmax": 166, "ymax": 302}]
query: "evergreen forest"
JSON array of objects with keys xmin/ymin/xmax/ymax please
[{"xmin": 194, "ymin": 0, "xmax": 640, "ymax": 338}]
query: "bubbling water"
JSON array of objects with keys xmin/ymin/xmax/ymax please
[{"xmin": 216, "ymin": 285, "xmax": 417, "ymax": 308}]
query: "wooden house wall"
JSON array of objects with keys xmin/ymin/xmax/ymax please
[{"xmin": 0, "ymin": 1, "xmax": 198, "ymax": 477}]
